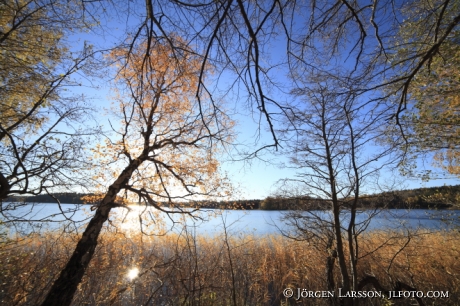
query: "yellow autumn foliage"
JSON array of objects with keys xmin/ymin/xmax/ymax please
[
  {"xmin": 0, "ymin": 0, "xmax": 65, "ymax": 133},
  {"xmin": 397, "ymin": 0, "xmax": 460, "ymax": 177},
  {"xmin": 89, "ymin": 36, "xmax": 233, "ymax": 203}
]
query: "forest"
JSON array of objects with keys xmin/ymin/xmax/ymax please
[
  {"xmin": 1, "ymin": 0, "xmax": 459, "ymax": 305},
  {"xmin": 8, "ymin": 184, "xmax": 460, "ymax": 210}
]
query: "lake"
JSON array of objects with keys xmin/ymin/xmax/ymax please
[{"xmin": 1, "ymin": 203, "xmax": 459, "ymax": 236}]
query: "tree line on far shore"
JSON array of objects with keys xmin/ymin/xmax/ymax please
[{"xmin": 6, "ymin": 184, "xmax": 460, "ymax": 210}]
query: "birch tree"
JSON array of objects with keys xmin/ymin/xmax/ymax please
[{"xmin": 41, "ymin": 37, "xmax": 232, "ymax": 306}]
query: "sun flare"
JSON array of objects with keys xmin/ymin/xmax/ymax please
[{"xmin": 127, "ymin": 267, "xmax": 139, "ymax": 280}]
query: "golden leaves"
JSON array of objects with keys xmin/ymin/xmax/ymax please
[
  {"xmin": 89, "ymin": 36, "xmax": 233, "ymax": 202},
  {"xmin": 0, "ymin": 1, "xmax": 65, "ymax": 132},
  {"xmin": 401, "ymin": 19, "xmax": 460, "ymax": 176}
]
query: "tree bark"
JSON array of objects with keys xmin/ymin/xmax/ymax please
[
  {"xmin": 41, "ymin": 160, "xmax": 141, "ymax": 306},
  {"xmin": 0, "ymin": 172, "xmax": 10, "ymax": 200},
  {"xmin": 325, "ymin": 236, "xmax": 338, "ymax": 306}
]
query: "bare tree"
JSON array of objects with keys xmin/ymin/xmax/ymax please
[
  {"xmin": 120, "ymin": 0, "xmax": 460, "ymax": 152},
  {"xmin": 276, "ymin": 71, "xmax": 408, "ymax": 305}
]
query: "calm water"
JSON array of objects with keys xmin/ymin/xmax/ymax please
[{"xmin": 1, "ymin": 203, "xmax": 459, "ymax": 236}]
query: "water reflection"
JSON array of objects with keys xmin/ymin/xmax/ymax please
[
  {"xmin": 113, "ymin": 205, "xmax": 223, "ymax": 236},
  {"xmin": 2, "ymin": 203, "xmax": 459, "ymax": 236}
]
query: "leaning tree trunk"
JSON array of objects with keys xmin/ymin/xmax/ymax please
[{"xmin": 41, "ymin": 160, "xmax": 141, "ymax": 306}]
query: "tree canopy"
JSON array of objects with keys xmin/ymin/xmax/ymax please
[
  {"xmin": 1, "ymin": 0, "xmax": 459, "ymax": 305},
  {"xmin": 0, "ymin": 0, "xmax": 97, "ymax": 202},
  {"xmin": 394, "ymin": 0, "xmax": 460, "ymax": 176},
  {"xmin": 41, "ymin": 37, "xmax": 233, "ymax": 306},
  {"xmin": 0, "ymin": 0, "xmax": 62, "ymax": 130}
]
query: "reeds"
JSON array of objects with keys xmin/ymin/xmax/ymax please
[{"xmin": 1, "ymin": 227, "xmax": 458, "ymax": 305}]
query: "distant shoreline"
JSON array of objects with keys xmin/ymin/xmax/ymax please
[
  {"xmin": 5, "ymin": 201, "xmax": 460, "ymax": 212},
  {"xmin": 5, "ymin": 184, "xmax": 460, "ymax": 211}
]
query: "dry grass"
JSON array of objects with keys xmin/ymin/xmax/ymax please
[{"xmin": 0, "ymin": 227, "xmax": 459, "ymax": 305}]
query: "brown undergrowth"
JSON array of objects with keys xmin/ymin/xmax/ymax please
[{"xmin": 1, "ymin": 228, "xmax": 458, "ymax": 305}]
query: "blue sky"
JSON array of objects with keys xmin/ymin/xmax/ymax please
[
  {"xmin": 70, "ymin": 77, "xmax": 459, "ymax": 200},
  {"xmin": 60, "ymin": 5, "xmax": 460, "ymax": 201}
]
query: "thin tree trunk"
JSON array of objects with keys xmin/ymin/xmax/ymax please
[
  {"xmin": 320, "ymin": 100, "xmax": 351, "ymax": 302},
  {"xmin": 332, "ymin": 200, "xmax": 351, "ymax": 294},
  {"xmin": 325, "ymin": 236, "xmax": 338, "ymax": 306},
  {"xmin": 345, "ymin": 106, "xmax": 360, "ymax": 297}
]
